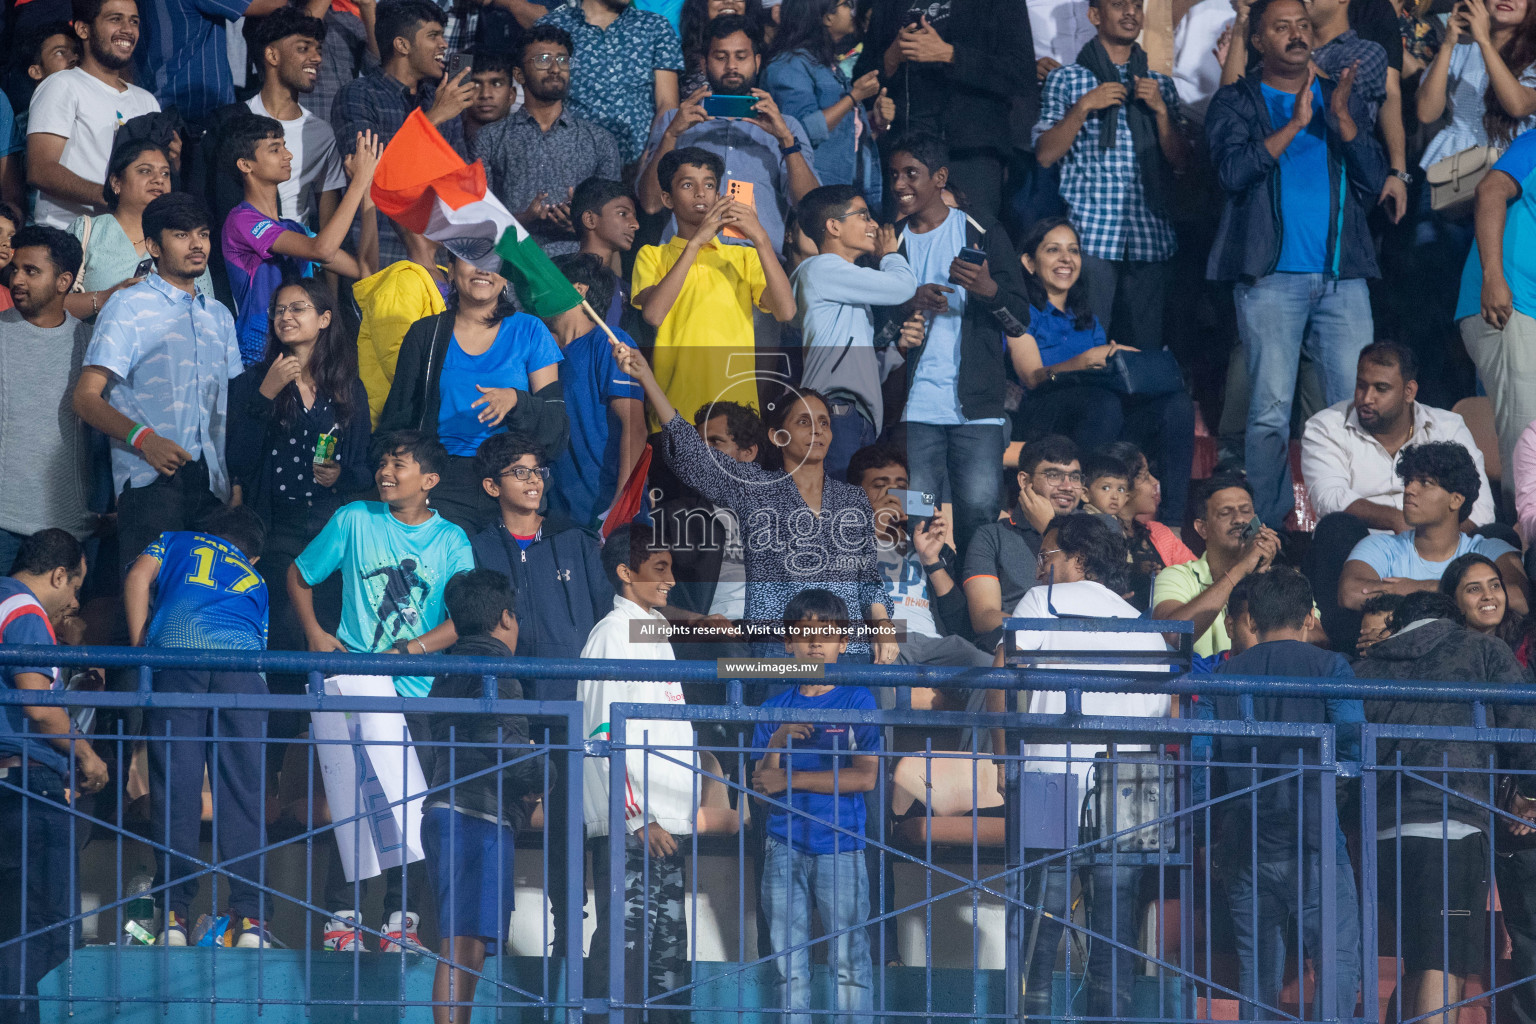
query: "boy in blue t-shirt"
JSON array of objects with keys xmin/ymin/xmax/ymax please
[
  {"xmin": 124, "ymin": 506, "xmax": 272, "ymax": 949},
  {"xmin": 289, "ymin": 430, "xmax": 474, "ymax": 953},
  {"xmin": 543, "ymin": 253, "xmax": 645, "ymax": 528},
  {"xmin": 751, "ymin": 589, "xmax": 879, "ymax": 1023}
]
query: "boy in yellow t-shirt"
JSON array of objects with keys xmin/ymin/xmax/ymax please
[{"xmin": 632, "ymin": 146, "xmax": 795, "ymax": 427}]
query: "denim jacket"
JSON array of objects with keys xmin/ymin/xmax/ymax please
[
  {"xmin": 1204, "ymin": 74, "xmax": 1387, "ymax": 283},
  {"xmin": 763, "ymin": 50, "xmax": 881, "ymax": 204}
]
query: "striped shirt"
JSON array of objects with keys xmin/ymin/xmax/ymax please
[{"xmin": 137, "ymin": 0, "xmax": 248, "ymax": 122}]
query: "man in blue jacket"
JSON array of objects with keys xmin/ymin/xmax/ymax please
[
  {"xmin": 470, "ymin": 430, "xmax": 612, "ymax": 955},
  {"xmin": 1205, "ymin": 0, "xmax": 1387, "ymax": 529}
]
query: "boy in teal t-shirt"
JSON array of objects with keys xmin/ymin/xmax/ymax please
[
  {"xmin": 288, "ymin": 429, "xmax": 474, "ymax": 954},
  {"xmin": 290, "ymin": 431, "xmax": 474, "ymax": 698}
]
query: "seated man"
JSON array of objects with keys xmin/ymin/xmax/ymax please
[
  {"xmin": 1302, "ymin": 341, "xmax": 1498, "ymax": 647},
  {"xmin": 1339, "ymin": 441, "xmax": 1529, "ymax": 620},
  {"xmin": 959, "ymin": 434, "xmax": 1081, "ymax": 650},
  {"xmin": 1153, "ymin": 474, "xmax": 1284, "ymax": 661},
  {"xmin": 847, "ymin": 443, "xmax": 992, "ymax": 668}
]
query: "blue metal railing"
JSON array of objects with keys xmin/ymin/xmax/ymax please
[{"xmin": 1, "ymin": 640, "xmax": 1535, "ymax": 1023}]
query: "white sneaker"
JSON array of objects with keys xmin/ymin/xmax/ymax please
[
  {"xmin": 379, "ymin": 911, "xmax": 426, "ymax": 954},
  {"xmin": 323, "ymin": 910, "xmax": 368, "ymax": 952}
]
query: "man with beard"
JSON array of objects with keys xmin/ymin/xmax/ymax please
[
  {"xmin": 0, "ymin": 227, "xmax": 94, "ymax": 573},
  {"xmin": 639, "ymin": 14, "xmax": 819, "ymax": 252},
  {"xmin": 244, "ymin": 6, "xmax": 348, "ymax": 228},
  {"xmin": 72, "ymin": 193, "xmax": 245, "ymax": 565},
  {"xmin": 1205, "ymin": 0, "xmax": 1386, "ymax": 528},
  {"xmin": 1153, "ymin": 474, "xmax": 1285, "ymax": 659},
  {"xmin": 26, "ymin": 0, "xmax": 161, "ymax": 229},
  {"xmin": 1033, "ymin": 0, "xmax": 1189, "ymax": 354},
  {"xmin": 1301, "ymin": 342, "xmax": 1499, "ymax": 647},
  {"xmin": 537, "ymin": 0, "xmax": 682, "ymax": 168},
  {"xmin": 473, "ymin": 26, "xmax": 621, "ymax": 256}
]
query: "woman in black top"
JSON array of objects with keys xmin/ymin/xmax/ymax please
[{"xmin": 229, "ymin": 278, "xmax": 372, "ymax": 654}]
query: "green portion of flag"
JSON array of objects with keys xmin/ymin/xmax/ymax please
[{"xmin": 494, "ymin": 224, "xmax": 583, "ymax": 318}]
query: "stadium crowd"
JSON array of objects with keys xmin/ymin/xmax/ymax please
[{"xmin": 3, "ymin": 0, "xmax": 1536, "ymax": 1019}]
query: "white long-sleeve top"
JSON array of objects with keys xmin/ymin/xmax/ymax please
[
  {"xmin": 579, "ymin": 596, "xmax": 697, "ymax": 838},
  {"xmin": 1300, "ymin": 400, "xmax": 1494, "ymax": 529}
]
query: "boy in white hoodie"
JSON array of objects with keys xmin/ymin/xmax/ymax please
[{"xmin": 579, "ymin": 521, "xmax": 696, "ymax": 1022}]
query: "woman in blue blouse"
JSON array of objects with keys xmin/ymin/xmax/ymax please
[
  {"xmin": 612, "ymin": 338, "xmax": 896, "ymax": 663},
  {"xmin": 1010, "ymin": 217, "xmax": 1196, "ymax": 526},
  {"xmin": 380, "ymin": 256, "xmax": 566, "ymax": 536},
  {"xmin": 762, "ymin": 0, "xmax": 891, "ymax": 202}
]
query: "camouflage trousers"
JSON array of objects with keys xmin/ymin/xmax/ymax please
[{"xmin": 586, "ymin": 833, "xmax": 690, "ymax": 1023}]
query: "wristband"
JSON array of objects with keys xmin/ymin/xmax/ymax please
[
  {"xmin": 392, "ymin": 640, "xmax": 411, "ymax": 654},
  {"xmin": 921, "ymin": 561, "xmax": 946, "ymax": 576},
  {"xmin": 779, "ymin": 141, "xmax": 802, "ymax": 157},
  {"xmin": 128, "ymin": 424, "xmax": 154, "ymax": 450}
]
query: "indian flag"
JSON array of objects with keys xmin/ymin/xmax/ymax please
[{"xmin": 370, "ymin": 109, "xmax": 583, "ymax": 318}]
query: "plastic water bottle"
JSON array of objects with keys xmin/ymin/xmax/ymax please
[{"xmin": 121, "ymin": 874, "xmax": 155, "ymax": 945}]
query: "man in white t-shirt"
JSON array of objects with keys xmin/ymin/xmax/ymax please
[
  {"xmin": 244, "ymin": 5, "xmax": 346, "ymax": 226},
  {"xmin": 988, "ymin": 512, "xmax": 1173, "ymax": 1022},
  {"xmin": 27, "ymin": 0, "xmax": 160, "ymax": 228}
]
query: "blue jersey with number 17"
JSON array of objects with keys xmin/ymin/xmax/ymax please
[{"xmin": 144, "ymin": 532, "xmax": 269, "ymax": 651}]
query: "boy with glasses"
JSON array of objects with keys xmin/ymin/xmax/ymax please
[
  {"xmin": 469, "ymin": 429, "xmax": 612, "ymax": 954},
  {"xmin": 792, "ymin": 184, "xmax": 915, "ymax": 482}
]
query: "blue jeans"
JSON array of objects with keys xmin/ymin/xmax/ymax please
[
  {"xmin": 1019, "ymin": 855, "xmax": 1144, "ymax": 1019},
  {"xmin": 1236, "ymin": 274, "xmax": 1372, "ymax": 526},
  {"xmin": 903, "ymin": 421, "xmax": 1006, "ymax": 557},
  {"xmin": 762, "ymin": 838, "xmax": 874, "ymax": 1024},
  {"xmin": 0, "ymin": 767, "xmax": 77, "ymax": 1024},
  {"xmin": 1224, "ymin": 841, "xmax": 1362, "ymax": 1021},
  {"xmin": 826, "ymin": 402, "xmax": 877, "ymax": 489}
]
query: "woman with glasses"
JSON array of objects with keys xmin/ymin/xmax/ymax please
[
  {"xmin": 227, "ymin": 278, "xmax": 372, "ymax": 664},
  {"xmin": 762, "ymin": 0, "xmax": 891, "ymax": 200},
  {"xmin": 379, "ymin": 253, "xmax": 568, "ymax": 535},
  {"xmin": 65, "ymin": 137, "xmax": 213, "ymax": 321}
]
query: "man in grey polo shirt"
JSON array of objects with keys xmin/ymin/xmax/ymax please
[
  {"xmin": 473, "ymin": 24, "xmax": 621, "ymax": 255},
  {"xmin": 637, "ymin": 14, "xmax": 819, "ymax": 252}
]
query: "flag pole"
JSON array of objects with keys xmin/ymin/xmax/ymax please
[{"xmin": 582, "ymin": 299, "xmax": 624, "ymax": 348}]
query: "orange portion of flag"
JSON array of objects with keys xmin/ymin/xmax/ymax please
[{"xmin": 370, "ymin": 110, "xmax": 490, "ymax": 233}]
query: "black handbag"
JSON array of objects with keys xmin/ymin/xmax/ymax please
[{"xmin": 1046, "ymin": 348, "xmax": 1185, "ymax": 397}]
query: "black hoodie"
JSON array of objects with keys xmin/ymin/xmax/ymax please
[
  {"xmin": 425, "ymin": 634, "xmax": 553, "ymax": 830},
  {"xmin": 1357, "ymin": 618, "xmax": 1536, "ymax": 828}
]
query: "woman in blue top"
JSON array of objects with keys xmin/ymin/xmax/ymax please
[
  {"xmin": 379, "ymin": 256, "xmax": 566, "ymax": 536},
  {"xmin": 1009, "ymin": 217, "xmax": 1196, "ymax": 526},
  {"xmin": 762, "ymin": 0, "xmax": 891, "ymax": 202}
]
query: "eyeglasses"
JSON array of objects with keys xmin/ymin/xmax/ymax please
[
  {"xmin": 528, "ymin": 53, "xmax": 574, "ymax": 69},
  {"xmin": 273, "ymin": 302, "xmax": 315, "ymax": 317},
  {"xmin": 1037, "ymin": 548, "xmax": 1062, "ymax": 560},
  {"xmin": 835, "ymin": 208, "xmax": 874, "ymax": 221},
  {"xmin": 500, "ymin": 465, "xmax": 552, "ymax": 481},
  {"xmin": 1038, "ymin": 469, "xmax": 1083, "ymax": 485}
]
